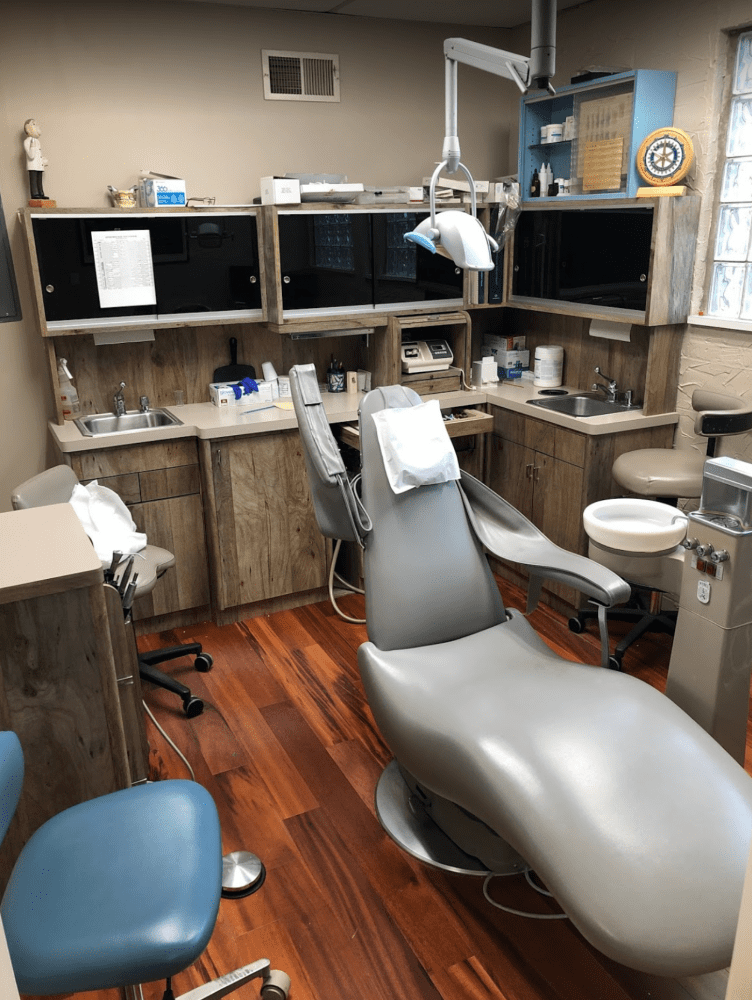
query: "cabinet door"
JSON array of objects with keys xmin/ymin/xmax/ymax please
[
  {"xmin": 487, "ymin": 435, "xmax": 535, "ymax": 521},
  {"xmin": 371, "ymin": 212, "xmax": 463, "ymax": 306},
  {"xmin": 32, "ymin": 216, "xmax": 158, "ymax": 323},
  {"xmin": 278, "ymin": 212, "xmax": 372, "ymax": 312},
  {"xmin": 209, "ymin": 432, "xmax": 328, "ymax": 609},
  {"xmin": 531, "ymin": 453, "xmax": 584, "ymax": 553},
  {"xmin": 153, "ymin": 215, "xmax": 262, "ymax": 314}
]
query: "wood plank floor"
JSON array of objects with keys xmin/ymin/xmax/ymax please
[{"xmin": 60, "ymin": 581, "xmax": 749, "ymax": 1000}]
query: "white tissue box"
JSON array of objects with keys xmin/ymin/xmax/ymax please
[
  {"xmin": 140, "ymin": 176, "xmax": 186, "ymax": 207},
  {"xmin": 260, "ymin": 176, "xmax": 301, "ymax": 205}
]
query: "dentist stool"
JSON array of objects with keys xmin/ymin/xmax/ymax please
[
  {"xmin": 11, "ymin": 464, "xmax": 212, "ymax": 717},
  {"xmin": 0, "ymin": 730, "xmax": 290, "ymax": 998}
]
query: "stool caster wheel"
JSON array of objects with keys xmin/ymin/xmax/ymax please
[
  {"xmin": 195, "ymin": 653, "xmax": 213, "ymax": 672},
  {"xmin": 607, "ymin": 655, "xmax": 622, "ymax": 672},
  {"xmin": 183, "ymin": 696, "xmax": 204, "ymax": 718},
  {"xmin": 568, "ymin": 617, "xmax": 585, "ymax": 634},
  {"xmin": 261, "ymin": 970, "xmax": 291, "ymax": 1000}
]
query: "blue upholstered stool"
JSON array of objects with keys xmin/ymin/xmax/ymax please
[{"xmin": 0, "ymin": 732, "xmax": 290, "ymax": 998}]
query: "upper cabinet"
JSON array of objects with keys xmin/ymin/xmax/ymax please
[
  {"xmin": 261, "ymin": 206, "xmax": 464, "ymax": 325},
  {"xmin": 519, "ymin": 70, "xmax": 676, "ymax": 202},
  {"xmin": 22, "ymin": 209, "xmax": 265, "ymax": 335},
  {"xmin": 507, "ymin": 196, "xmax": 701, "ymax": 326}
]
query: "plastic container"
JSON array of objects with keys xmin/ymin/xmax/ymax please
[
  {"xmin": 57, "ymin": 358, "xmax": 81, "ymax": 419},
  {"xmin": 533, "ymin": 345, "xmax": 564, "ymax": 388}
]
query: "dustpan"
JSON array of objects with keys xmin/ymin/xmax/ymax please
[{"xmin": 213, "ymin": 337, "xmax": 256, "ymax": 383}]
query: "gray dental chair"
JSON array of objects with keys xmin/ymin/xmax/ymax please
[{"xmin": 289, "ymin": 363, "xmax": 752, "ymax": 979}]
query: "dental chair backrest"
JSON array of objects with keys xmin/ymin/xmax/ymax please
[
  {"xmin": 289, "ymin": 364, "xmax": 371, "ymax": 546},
  {"xmin": 358, "ymin": 386, "xmax": 505, "ymax": 651}
]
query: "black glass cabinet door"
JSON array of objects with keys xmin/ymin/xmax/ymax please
[
  {"xmin": 278, "ymin": 212, "xmax": 372, "ymax": 312},
  {"xmin": 372, "ymin": 212, "xmax": 464, "ymax": 305},
  {"xmin": 512, "ymin": 208, "xmax": 653, "ymax": 310}
]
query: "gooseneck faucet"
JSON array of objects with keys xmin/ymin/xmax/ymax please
[
  {"xmin": 592, "ymin": 367, "xmax": 618, "ymax": 403},
  {"xmin": 113, "ymin": 381, "xmax": 126, "ymax": 416}
]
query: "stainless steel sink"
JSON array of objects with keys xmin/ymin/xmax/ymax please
[
  {"xmin": 75, "ymin": 409, "xmax": 183, "ymax": 437},
  {"xmin": 526, "ymin": 392, "xmax": 639, "ymax": 418}
]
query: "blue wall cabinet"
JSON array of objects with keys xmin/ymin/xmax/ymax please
[{"xmin": 519, "ymin": 70, "xmax": 676, "ymax": 202}]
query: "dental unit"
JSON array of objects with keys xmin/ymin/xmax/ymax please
[{"xmin": 405, "ymin": 0, "xmax": 556, "ymax": 270}]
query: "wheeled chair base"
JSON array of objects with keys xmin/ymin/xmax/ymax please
[{"xmin": 138, "ymin": 644, "xmax": 213, "ymax": 716}]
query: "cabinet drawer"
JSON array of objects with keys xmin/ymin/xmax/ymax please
[
  {"xmin": 73, "ymin": 440, "xmax": 199, "ymax": 479},
  {"xmin": 140, "ymin": 465, "xmax": 201, "ymax": 502}
]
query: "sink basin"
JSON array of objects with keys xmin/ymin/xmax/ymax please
[
  {"xmin": 526, "ymin": 392, "xmax": 639, "ymax": 418},
  {"xmin": 584, "ymin": 498, "xmax": 688, "ymax": 554},
  {"xmin": 75, "ymin": 409, "xmax": 183, "ymax": 437}
]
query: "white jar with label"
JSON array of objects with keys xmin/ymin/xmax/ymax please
[{"xmin": 533, "ymin": 345, "xmax": 564, "ymax": 387}]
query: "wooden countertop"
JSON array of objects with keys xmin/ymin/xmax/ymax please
[
  {"xmin": 48, "ymin": 383, "xmax": 678, "ymax": 454},
  {"xmin": 0, "ymin": 505, "xmax": 103, "ymax": 604}
]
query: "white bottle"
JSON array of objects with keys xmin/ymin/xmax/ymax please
[{"xmin": 57, "ymin": 358, "xmax": 81, "ymax": 419}]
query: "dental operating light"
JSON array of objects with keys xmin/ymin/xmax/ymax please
[{"xmin": 405, "ymin": 0, "xmax": 556, "ymax": 271}]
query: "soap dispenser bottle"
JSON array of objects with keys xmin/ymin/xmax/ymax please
[
  {"xmin": 57, "ymin": 358, "xmax": 81, "ymax": 419},
  {"xmin": 530, "ymin": 168, "xmax": 540, "ymax": 198}
]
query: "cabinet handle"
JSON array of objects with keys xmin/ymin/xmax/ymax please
[
  {"xmin": 45, "ymin": 284, "xmax": 54, "ymax": 293},
  {"xmin": 526, "ymin": 463, "xmax": 534, "ymax": 479},
  {"xmin": 250, "ymin": 275, "xmax": 257, "ymax": 284},
  {"xmin": 533, "ymin": 466, "xmax": 540, "ymax": 482},
  {"xmin": 116, "ymin": 675, "xmax": 135, "ymax": 686},
  {"xmin": 283, "ymin": 275, "xmax": 291, "ymax": 284}
]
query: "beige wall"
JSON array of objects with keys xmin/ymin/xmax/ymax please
[
  {"xmin": 509, "ymin": 0, "xmax": 752, "ymax": 471},
  {"xmin": 0, "ymin": 0, "xmax": 511, "ymax": 511},
  {"xmin": 3, "ymin": 0, "xmax": 752, "ymax": 509}
]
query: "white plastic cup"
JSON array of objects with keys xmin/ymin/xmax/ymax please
[{"xmin": 533, "ymin": 345, "xmax": 564, "ymax": 387}]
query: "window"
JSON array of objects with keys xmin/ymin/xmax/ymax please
[{"xmin": 708, "ymin": 31, "xmax": 752, "ymax": 321}]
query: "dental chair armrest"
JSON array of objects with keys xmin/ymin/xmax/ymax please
[{"xmin": 459, "ymin": 471, "xmax": 631, "ymax": 609}]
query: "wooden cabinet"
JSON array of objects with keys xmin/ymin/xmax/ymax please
[
  {"xmin": 485, "ymin": 406, "xmax": 675, "ymax": 611},
  {"xmin": 0, "ymin": 506, "xmax": 148, "ymax": 891},
  {"xmin": 68, "ymin": 440, "xmax": 210, "ymax": 622},
  {"xmin": 201, "ymin": 430, "xmax": 328, "ymax": 617},
  {"xmin": 507, "ymin": 196, "xmax": 700, "ymax": 325},
  {"xmin": 21, "ymin": 209, "xmax": 265, "ymax": 336},
  {"xmin": 261, "ymin": 205, "xmax": 464, "ymax": 324}
]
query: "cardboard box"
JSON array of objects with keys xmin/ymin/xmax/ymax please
[
  {"xmin": 209, "ymin": 380, "xmax": 277, "ymax": 408},
  {"xmin": 140, "ymin": 174, "xmax": 186, "ymax": 207},
  {"xmin": 260, "ymin": 176, "xmax": 301, "ymax": 205},
  {"xmin": 485, "ymin": 348, "xmax": 530, "ymax": 370},
  {"xmin": 483, "ymin": 335, "xmax": 526, "ymax": 351}
]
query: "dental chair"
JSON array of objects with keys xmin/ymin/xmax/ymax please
[
  {"xmin": 289, "ymin": 363, "xmax": 752, "ymax": 978},
  {"xmin": 11, "ymin": 465, "xmax": 211, "ymax": 717},
  {"xmin": 0, "ymin": 730, "xmax": 289, "ymax": 999}
]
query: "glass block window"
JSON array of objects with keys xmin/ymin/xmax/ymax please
[
  {"xmin": 313, "ymin": 214, "xmax": 354, "ymax": 271},
  {"xmin": 709, "ymin": 31, "xmax": 752, "ymax": 320}
]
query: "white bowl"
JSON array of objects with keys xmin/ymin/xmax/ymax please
[{"xmin": 583, "ymin": 498, "xmax": 688, "ymax": 554}]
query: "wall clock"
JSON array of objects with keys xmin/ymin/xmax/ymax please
[{"xmin": 636, "ymin": 127, "xmax": 694, "ymax": 187}]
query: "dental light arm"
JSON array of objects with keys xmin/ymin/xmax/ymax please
[{"xmin": 406, "ymin": 1, "xmax": 556, "ymax": 271}]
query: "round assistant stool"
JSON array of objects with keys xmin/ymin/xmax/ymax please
[
  {"xmin": 570, "ymin": 499, "xmax": 687, "ymax": 670},
  {"xmin": 612, "ymin": 389, "xmax": 752, "ymax": 504}
]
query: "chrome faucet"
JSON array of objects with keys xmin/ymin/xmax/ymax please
[
  {"xmin": 139, "ymin": 395, "xmax": 150, "ymax": 413},
  {"xmin": 592, "ymin": 367, "xmax": 618, "ymax": 403},
  {"xmin": 113, "ymin": 381, "xmax": 127, "ymax": 416}
]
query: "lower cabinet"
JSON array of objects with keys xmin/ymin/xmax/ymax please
[
  {"xmin": 485, "ymin": 406, "xmax": 675, "ymax": 611},
  {"xmin": 201, "ymin": 431, "xmax": 328, "ymax": 613},
  {"xmin": 70, "ymin": 440, "xmax": 210, "ymax": 621}
]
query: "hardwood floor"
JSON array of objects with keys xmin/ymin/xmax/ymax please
[{"xmin": 61, "ymin": 582, "xmax": 745, "ymax": 1000}]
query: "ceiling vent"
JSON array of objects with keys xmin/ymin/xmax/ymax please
[{"xmin": 262, "ymin": 50, "xmax": 340, "ymax": 102}]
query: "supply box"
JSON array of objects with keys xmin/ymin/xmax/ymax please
[
  {"xmin": 260, "ymin": 176, "xmax": 301, "ymax": 205},
  {"xmin": 140, "ymin": 173, "xmax": 186, "ymax": 207},
  {"xmin": 210, "ymin": 379, "xmax": 278, "ymax": 409}
]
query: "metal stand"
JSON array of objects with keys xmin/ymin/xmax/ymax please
[{"xmin": 221, "ymin": 851, "xmax": 266, "ymax": 898}]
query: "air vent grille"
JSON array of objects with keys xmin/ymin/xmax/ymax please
[{"xmin": 262, "ymin": 50, "xmax": 340, "ymax": 102}]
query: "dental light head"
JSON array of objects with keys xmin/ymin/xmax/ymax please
[{"xmin": 405, "ymin": 0, "xmax": 556, "ymax": 272}]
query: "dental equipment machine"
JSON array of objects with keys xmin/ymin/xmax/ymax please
[{"xmin": 405, "ymin": 0, "xmax": 556, "ymax": 270}]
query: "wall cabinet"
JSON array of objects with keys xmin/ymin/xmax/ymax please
[
  {"xmin": 201, "ymin": 431, "xmax": 328, "ymax": 616},
  {"xmin": 67, "ymin": 440, "xmax": 210, "ymax": 622},
  {"xmin": 262, "ymin": 206, "xmax": 464, "ymax": 323},
  {"xmin": 23, "ymin": 209, "xmax": 264, "ymax": 335},
  {"xmin": 485, "ymin": 406, "xmax": 675, "ymax": 611},
  {"xmin": 507, "ymin": 196, "xmax": 700, "ymax": 325},
  {"xmin": 519, "ymin": 70, "xmax": 676, "ymax": 201}
]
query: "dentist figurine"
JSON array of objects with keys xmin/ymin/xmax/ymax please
[{"xmin": 23, "ymin": 119, "xmax": 53, "ymax": 204}]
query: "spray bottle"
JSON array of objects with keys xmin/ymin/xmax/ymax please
[{"xmin": 57, "ymin": 358, "xmax": 81, "ymax": 419}]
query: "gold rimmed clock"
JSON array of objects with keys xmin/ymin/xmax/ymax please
[{"xmin": 636, "ymin": 127, "xmax": 694, "ymax": 187}]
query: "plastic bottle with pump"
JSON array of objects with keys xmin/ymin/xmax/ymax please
[{"xmin": 57, "ymin": 358, "xmax": 81, "ymax": 419}]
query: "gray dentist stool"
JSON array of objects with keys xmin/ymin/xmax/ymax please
[
  {"xmin": 289, "ymin": 364, "xmax": 752, "ymax": 978},
  {"xmin": 11, "ymin": 464, "xmax": 212, "ymax": 717}
]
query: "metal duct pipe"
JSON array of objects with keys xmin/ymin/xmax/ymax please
[{"xmin": 530, "ymin": 0, "xmax": 556, "ymax": 91}]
